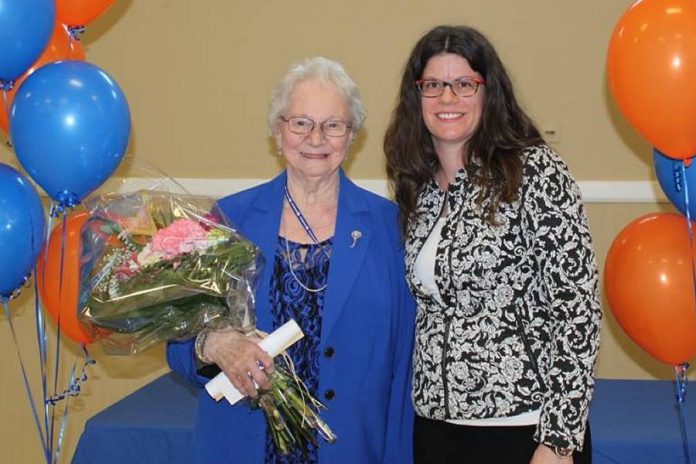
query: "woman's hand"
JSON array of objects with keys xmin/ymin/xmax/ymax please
[
  {"xmin": 203, "ymin": 328, "xmax": 274, "ymax": 398},
  {"xmin": 530, "ymin": 444, "xmax": 573, "ymax": 464}
]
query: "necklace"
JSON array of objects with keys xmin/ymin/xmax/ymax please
[
  {"xmin": 284, "ymin": 236, "xmax": 328, "ymax": 293},
  {"xmin": 283, "ymin": 185, "xmax": 331, "ymax": 293}
]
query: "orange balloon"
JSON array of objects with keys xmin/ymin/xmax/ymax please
[
  {"xmin": 56, "ymin": 0, "xmax": 116, "ymax": 27},
  {"xmin": 604, "ymin": 212, "xmax": 696, "ymax": 364},
  {"xmin": 0, "ymin": 23, "xmax": 85, "ymax": 134},
  {"xmin": 607, "ymin": 0, "xmax": 696, "ymax": 159},
  {"xmin": 37, "ymin": 212, "xmax": 93, "ymax": 344}
]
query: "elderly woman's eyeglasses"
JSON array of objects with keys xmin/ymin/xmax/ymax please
[
  {"xmin": 415, "ymin": 78, "xmax": 485, "ymax": 98},
  {"xmin": 280, "ymin": 116, "xmax": 352, "ymax": 137}
]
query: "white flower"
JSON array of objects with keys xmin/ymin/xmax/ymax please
[{"xmin": 137, "ymin": 245, "xmax": 164, "ymax": 267}]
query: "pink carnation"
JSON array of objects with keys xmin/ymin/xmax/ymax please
[
  {"xmin": 199, "ymin": 212, "xmax": 219, "ymax": 231},
  {"xmin": 150, "ymin": 219, "xmax": 209, "ymax": 259}
]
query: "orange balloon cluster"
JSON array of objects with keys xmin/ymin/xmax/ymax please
[
  {"xmin": 0, "ymin": 23, "xmax": 85, "ymax": 134},
  {"xmin": 604, "ymin": 213, "xmax": 696, "ymax": 364},
  {"xmin": 607, "ymin": 0, "xmax": 696, "ymax": 159},
  {"xmin": 36, "ymin": 212, "xmax": 93, "ymax": 344}
]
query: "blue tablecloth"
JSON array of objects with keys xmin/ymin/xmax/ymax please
[
  {"xmin": 72, "ymin": 373, "xmax": 197, "ymax": 464},
  {"xmin": 73, "ymin": 373, "xmax": 696, "ymax": 463},
  {"xmin": 590, "ymin": 379, "xmax": 696, "ymax": 463}
]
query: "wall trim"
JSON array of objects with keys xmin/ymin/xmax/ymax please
[{"xmin": 99, "ymin": 178, "xmax": 667, "ymax": 204}]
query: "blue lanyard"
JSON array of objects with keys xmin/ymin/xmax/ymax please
[{"xmin": 284, "ymin": 185, "xmax": 322, "ymax": 245}]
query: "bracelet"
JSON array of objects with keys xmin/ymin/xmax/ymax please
[
  {"xmin": 553, "ymin": 447, "xmax": 573, "ymax": 459},
  {"xmin": 194, "ymin": 329, "xmax": 212, "ymax": 365}
]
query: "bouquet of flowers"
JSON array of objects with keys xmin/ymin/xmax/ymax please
[
  {"xmin": 78, "ymin": 190, "xmax": 260, "ymax": 354},
  {"xmin": 78, "ymin": 188, "xmax": 337, "ymax": 455}
]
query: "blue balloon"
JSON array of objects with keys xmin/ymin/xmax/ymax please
[
  {"xmin": 0, "ymin": 163, "xmax": 46, "ymax": 298},
  {"xmin": 0, "ymin": 0, "xmax": 55, "ymax": 81},
  {"xmin": 10, "ymin": 61, "xmax": 131, "ymax": 206},
  {"xmin": 654, "ymin": 149, "xmax": 696, "ymax": 218}
]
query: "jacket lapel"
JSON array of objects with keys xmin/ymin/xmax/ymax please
[
  {"xmin": 240, "ymin": 172, "xmax": 286, "ymax": 333},
  {"xmin": 320, "ymin": 171, "xmax": 370, "ymax": 340},
  {"xmin": 240, "ymin": 170, "xmax": 369, "ymax": 339}
]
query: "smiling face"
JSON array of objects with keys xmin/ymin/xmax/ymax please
[
  {"xmin": 274, "ymin": 78, "xmax": 353, "ymax": 183},
  {"xmin": 420, "ymin": 53, "xmax": 485, "ymax": 156}
]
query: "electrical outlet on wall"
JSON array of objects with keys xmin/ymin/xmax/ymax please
[{"xmin": 542, "ymin": 123, "xmax": 561, "ymax": 143}]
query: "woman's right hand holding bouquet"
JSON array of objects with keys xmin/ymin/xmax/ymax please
[
  {"xmin": 202, "ymin": 326, "xmax": 336, "ymax": 454},
  {"xmin": 201, "ymin": 328, "xmax": 274, "ymax": 399}
]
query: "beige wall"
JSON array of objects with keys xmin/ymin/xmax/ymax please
[
  {"xmin": 0, "ymin": 0, "xmax": 653, "ymax": 180},
  {"xmin": 0, "ymin": 0, "xmax": 685, "ymax": 462}
]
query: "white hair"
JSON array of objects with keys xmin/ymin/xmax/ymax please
[{"xmin": 267, "ymin": 57, "xmax": 366, "ymax": 134}]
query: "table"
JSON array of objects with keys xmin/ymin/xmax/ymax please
[
  {"xmin": 72, "ymin": 373, "xmax": 197, "ymax": 464},
  {"xmin": 590, "ymin": 379, "xmax": 696, "ymax": 463},
  {"xmin": 73, "ymin": 374, "xmax": 696, "ymax": 463}
]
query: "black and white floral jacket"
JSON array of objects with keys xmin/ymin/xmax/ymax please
[{"xmin": 406, "ymin": 144, "xmax": 601, "ymax": 451}]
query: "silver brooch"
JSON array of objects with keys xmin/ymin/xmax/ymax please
[{"xmin": 350, "ymin": 230, "xmax": 362, "ymax": 248}]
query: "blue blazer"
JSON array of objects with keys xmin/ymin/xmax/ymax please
[{"xmin": 167, "ymin": 170, "xmax": 415, "ymax": 463}]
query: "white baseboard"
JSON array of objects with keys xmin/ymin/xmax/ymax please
[{"xmin": 577, "ymin": 181, "xmax": 666, "ymax": 203}]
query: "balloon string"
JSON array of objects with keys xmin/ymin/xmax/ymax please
[
  {"xmin": 34, "ymin": 264, "xmax": 51, "ymax": 460},
  {"xmin": 36, "ymin": 211, "xmax": 53, "ymax": 456},
  {"xmin": 675, "ymin": 363, "xmax": 692, "ymax": 464},
  {"xmin": 49, "ymin": 195, "xmax": 79, "ymax": 217},
  {"xmin": 46, "ymin": 345, "xmax": 95, "ymax": 405},
  {"xmin": 1, "ymin": 80, "xmax": 13, "ymax": 111},
  {"xmin": 1, "ymin": 85, "xmax": 9, "ymax": 119},
  {"xmin": 36, "ymin": 211, "xmax": 94, "ymax": 462},
  {"xmin": 681, "ymin": 159, "xmax": 692, "ymax": 224},
  {"xmin": 677, "ymin": 160, "xmax": 695, "ymax": 464},
  {"xmin": 4, "ymin": 274, "xmax": 29, "ymax": 301},
  {"xmin": 1, "ymin": 80, "xmax": 13, "ymax": 147},
  {"xmin": 47, "ymin": 347, "xmax": 94, "ymax": 464},
  {"xmin": 2, "ymin": 298, "xmax": 50, "ymax": 463},
  {"xmin": 678, "ymin": 161, "xmax": 696, "ymax": 339},
  {"xmin": 52, "ymin": 365, "xmax": 75, "ymax": 464},
  {"xmin": 49, "ymin": 202, "xmax": 63, "ymax": 219},
  {"xmin": 67, "ymin": 26, "xmax": 85, "ymax": 41},
  {"xmin": 48, "ymin": 209, "xmax": 68, "ymax": 456}
]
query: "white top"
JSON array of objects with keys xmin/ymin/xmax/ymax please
[
  {"xmin": 413, "ymin": 217, "xmax": 446, "ymax": 304},
  {"xmin": 413, "ymin": 216, "xmax": 541, "ymax": 427}
]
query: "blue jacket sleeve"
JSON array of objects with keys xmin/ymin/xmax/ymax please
[
  {"xmin": 383, "ymin": 244, "xmax": 416, "ymax": 464},
  {"xmin": 167, "ymin": 338, "xmax": 213, "ymax": 389}
]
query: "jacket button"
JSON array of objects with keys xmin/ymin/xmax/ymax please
[
  {"xmin": 323, "ymin": 347, "xmax": 335, "ymax": 358},
  {"xmin": 324, "ymin": 389, "xmax": 335, "ymax": 400}
]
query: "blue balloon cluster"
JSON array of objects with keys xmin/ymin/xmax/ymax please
[
  {"xmin": 0, "ymin": 164, "xmax": 46, "ymax": 298},
  {"xmin": 0, "ymin": 0, "xmax": 55, "ymax": 82},
  {"xmin": 0, "ymin": 2, "xmax": 131, "ymax": 302},
  {"xmin": 10, "ymin": 61, "xmax": 131, "ymax": 206},
  {"xmin": 653, "ymin": 149, "xmax": 696, "ymax": 219}
]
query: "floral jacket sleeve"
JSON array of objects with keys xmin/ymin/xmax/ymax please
[{"xmin": 522, "ymin": 146, "xmax": 602, "ymax": 450}]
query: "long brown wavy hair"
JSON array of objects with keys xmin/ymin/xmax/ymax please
[{"xmin": 384, "ymin": 25, "xmax": 543, "ymax": 233}]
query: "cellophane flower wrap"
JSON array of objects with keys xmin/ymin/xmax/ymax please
[
  {"xmin": 77, "ymin": 190, "xmax": 260, "ymax": 355},
  {"xmin": 77, "ymin": 189, "xmax": 337, "ymax": 455}
]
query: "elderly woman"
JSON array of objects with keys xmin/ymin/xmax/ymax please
[
  {"xmin": 384, "ymin": 26, "xmax": 601, "ymax": 464},
  {"xmin": 168, "ymin": 57, "xmax": 415, "ymax": 464}
]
